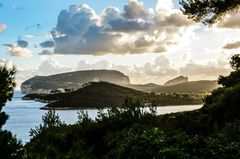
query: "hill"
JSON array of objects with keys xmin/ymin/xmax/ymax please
[
  {"xmin": 21, "ymin": 70, "xmax": 130, "ymax": 94},
  {"xmin": 23, "ymin": 81, "xmax": 147, "ymax": 109},
  {"xmin": 152, "ymin": 80, "xmax": 218, "ymax": 93},
  {"xmin": 126, "ymin": 83, "xmax": 161, "ymax": 92},
  {"xmin": 164, "ymin": 76, "xmax": 188, "ymax": 86},
  {"xmin": 23, "ymin": 81, "xmax": 203, "ymax": 109},
  {"xmin": 126, "ymin": 80, "xmax": 218, "ymax": 93}
]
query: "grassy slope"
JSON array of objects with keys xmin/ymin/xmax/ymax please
[{"xmin": 23, "ymin": 81, "xmax": 203, "ymax": 109}]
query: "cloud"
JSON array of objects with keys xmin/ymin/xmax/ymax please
[
  {"xmin": 17, "ymin": 38, "xmax": 28, "ymax": 48},
  {"xmin": 0, "ymin": 24, "xmax": 7, "ymax": 32},
  {"xmin": 16, "ymin": 54, "xmax": 232, "ymax": 88},
  {"xmin": 223, "ymin": 41, "xmax": 240, "ymax": 49},
  {"xmin": 38, "ymin": 58, "xmax": 73, "ymax": 75},
  {"xmin": 107, "ymin": 18, "xmax": 151, "ymax": 32},
  {"xmin": 155, "ymin": 13, "xmax": 194, "ymax": 27},
  {"xmin": 76, "ymin": 56, "xmax": 178, "ymax": 84},
  {"xmin": 78, "ymin": 60, "xmax": 111, "ymax": 70},
  {"xmin": 15, "ymin": 58, "xmax": 73, "ymax": 88},
  {"xmin": 25, "ymin": 24, "xmax": 41, "ymax": 31},
  {"xmin": 38, "ymin": 49, "xmax": 54, "ymax": 55},
  {"xmin": 179, "ymin": 60, "xmax": 231, "ymax": 79},
  {"xmin": 12, "ymin": 5, "xmax": 26, "ymax": 10},
  {"xmin": 49, "ymin": 0, "xmax": 194, "ymax": 55},
  {"xmin": 6, "ymin": 43, "xmax": 32, "ymax": 57},
  {"xmin": 0, "ymin": 59, "xmax": 13, "ymax": 69},
  {"xmin": 156, "ymin": 0, "xmax": 174, "ymax": 13},
  {"xmin": 76, "ymin": 55, "xmax": 231, "ymax": 84},
  {"xmin": 24, "ymin": 34, "xmax": 35, "ymax": 38},
  {"xmin": 141, "ymin": 56, "xmax": 177, "ymax": 76},
  {"xmin": 123, "ymin": 0, "xmax": 150, "ymax": 19},
  {"xmin": 153, "ymin": 46, "xmax": 167, "ymax": 53},
  {"xmin": 39, "ymin": 40, "xmax": 54, "ymax": 48},
  {"xmin": 217, "ymin": 14, "xmax": 240, "ymax": 28}
]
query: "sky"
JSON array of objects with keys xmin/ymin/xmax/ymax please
[{"xmin": 1, "ymin": 0, "xmax": 240, "ymax": 88}]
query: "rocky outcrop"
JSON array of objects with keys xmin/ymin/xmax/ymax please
[
  {"xmin": 21, "ymin": 70, "xmax": 130, "ymax": 94},
  {"xmin": 164, "ymin": 76, "xmax": 188, "ymax": 86}
]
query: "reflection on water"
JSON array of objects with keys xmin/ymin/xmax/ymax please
[{"xmin": 3, "ymin": 91, "xmax": 202, "ymax": 143}]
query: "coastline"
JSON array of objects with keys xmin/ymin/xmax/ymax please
[{"xmin": 40, "ymin": 102, "xmax": 203, "ymax": 110}]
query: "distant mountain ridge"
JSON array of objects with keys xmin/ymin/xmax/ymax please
[
  {"xmin": 21, "ymin": 70, "xmax": 219, "ymax": 94},
  {"xmin": 126, "ymin": 79, "xmax": 218, "ymax": 93},
  {"xmin": 164, "ymin": 76, "xmax": 188, "ymax": 86},
  {"xmin": 152, "ymin": 80, "xmax": 218, "ymax": 93},
  {"xmin": 21, "ymin": 70, "xmax": 130, "ymax": 94}
]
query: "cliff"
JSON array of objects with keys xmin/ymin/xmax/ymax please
[
  {"xmin": 21, "ymin": 70, "xmax": 130, "ymax": 94},
  {"xmin": 164, "ymin": 76, "xmax": 188, "ymax": 86}
]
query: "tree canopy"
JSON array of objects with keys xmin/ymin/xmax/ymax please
[
  {"xmin": 0, "ymin": 65, "xmax": 16, "ymax": 110},
  {"xmin": 218, "ymin": 54, "xmax": 240, "ymax": 87},
  {"xmin": 0, "ymin": 65, "xmax": 23, "ymax": 159},
  {"xmin": 180, "ymin": 0, "xmax": 240, "ymax": 24},
  {"xmin": 0, "ymin": 65, "xmax": 16, "ymax": 128}
]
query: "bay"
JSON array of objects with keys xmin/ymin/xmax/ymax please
[{"xmin": 3, "ymin": 91, "xmax": 202, "ymax": 143}]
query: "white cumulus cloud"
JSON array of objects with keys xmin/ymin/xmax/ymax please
[
  {"xmin": 46, "ymin": 0, "xmax": 194, "ymax": 55},
  {"xmin": 7, "ymin": 43, "xmax": 32, "ymax": 57}
]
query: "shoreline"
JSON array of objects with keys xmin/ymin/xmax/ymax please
[{"xmin": 40, "ymin": 103, "xmax": 203, "ymax": 110}]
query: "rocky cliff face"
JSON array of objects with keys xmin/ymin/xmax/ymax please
[
  {"xmin": 21, "ymin": 70, "xmax": 130, "ymax": 94},
  {"xmin": 164, "ymin": 76, "xmax": 188, "ymax": 86}
]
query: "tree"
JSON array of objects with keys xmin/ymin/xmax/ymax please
[
  {"xmin": 29, "ymin": 110, "xmax": 63, "ymax": 138},
  {"xmin": 0, "ymin": 65, "xmax": 23, "ymax": 159},
  {"xmin": 180, "ymin": 0, "xmax": 240, "ymax": 24},
  {"xmin": 230, "ymin": 54, "xmax": 240, "ymax": 71},
  {"xmin": 218, "ymin": 54, "xmax": 240, "ymax": 87},
  {"xmin": 0, "ymin": 65, "xmax": 16, "ymax": 127}
]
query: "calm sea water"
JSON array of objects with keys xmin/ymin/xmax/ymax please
[{"xmin": 3, "ymin": 91, "xmax": 202, "ymax": 143}]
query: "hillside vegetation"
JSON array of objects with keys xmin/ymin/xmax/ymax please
[
  {"xmin": 23, "ymin": 54, "xmax": 240, "ymax": 159},
  {"xmin": 23, "ymin": 81, "xmax": 203, "ymax": 109},
  {"xmin": 21, "ymin": 70, "xmax": 130, "ymax": 94}
]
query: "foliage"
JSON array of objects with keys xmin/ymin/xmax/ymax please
[
  {"xmin": 180, "ymin": 0, "xmax": 240, "ymax": 24},
  {"xmin": 0, "ymin": 66, "xmax": 16, "ymax": 128},
  {"xmin": 29, "ymin": 110, "xmax": 63, "ymax": 138},
  {"xmin": 218, "ymin": 54, "xmax": 240, "ymax": 87},
  {"xmin": 230, "ymin": 54, "xmax": 240, "ymax": 71},
  {"xmin": 0, "ymin": 65, "xmax": 23, "ymax": 159},
  {"xmin": 24, "ymin": 54, "xmax": 240, "ymax": 158},
  {"xmin": 0, "ymin": 65, "xmax": 16, "ymax": 109}
]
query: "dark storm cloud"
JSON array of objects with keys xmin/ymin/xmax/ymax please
[
  {"xmin": 17, "ymin": 38, "xmax": 28, "ymax": 48},
  {"xmin": 39, "ymin": 40, "xmax": 54, "ymax": 48}
]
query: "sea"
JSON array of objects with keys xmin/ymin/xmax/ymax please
[{"xmin": 3, "ymin": 91, "xmax": 202, "ymax": 143}]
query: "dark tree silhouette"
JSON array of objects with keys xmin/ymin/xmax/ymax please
[
  {"xmin": 180, "ymin": 0, "xmax": 240, "ymax": 24},
  {"xmin": 230, "ymin": 54, "xmax": 240, "ymax": 71},
  {"xmin": 0, "ymin": 65, "xmax": 23, "ymax": 159},
  {"xmin": 0, "ymin": 66, "xmax": 16, "ymax": 127},
  {"xmin": 218, "ymin": 54, "xmax": 240, "ymax": 87}
]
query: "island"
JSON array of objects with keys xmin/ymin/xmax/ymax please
[{"xmin": 23, "ymin": 81, "xmax": 204, "ymax": 110}]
